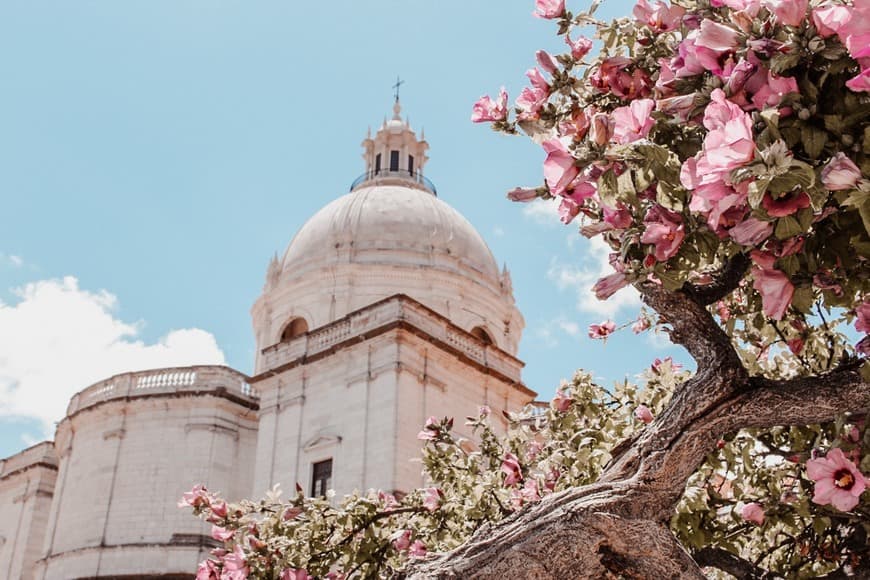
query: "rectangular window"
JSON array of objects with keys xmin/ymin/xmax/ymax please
[
  {"xmin": 389, "ymin": 150, "xmax": 400, "ymax": 171},
  {"xmin": 408, "ymin": 155, "xmax": 415, "ymax": 175},
  {"xmin": 311, "ymin": 459, "xmax": 333, "ymax": 497},
  {"xmin": 375, "ymin": 153, "xmax": 381, "ymax": 174}
]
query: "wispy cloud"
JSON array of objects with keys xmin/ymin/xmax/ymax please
[
  {"xmin": 521, "ymin": 198, "xmax": 561, "ymax": 226},
  {"xmin": 0, "ymin": 253, "xmax": 24, "ymax": 267},
  {"xmin": 0, "ymin": 276, "xmax": 226, "ymax": 435},
  {"xmin": 548, "ymin": 237, "xmax": 641, "ymax": 318}
]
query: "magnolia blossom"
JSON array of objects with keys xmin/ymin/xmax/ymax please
[
  {"xmin": 740, "ymin": 502, "xmax": 766, "ymax": 525},
  {"xmin": 855, "ymin": 301, "xmax": 870, "ymax": 333},
  {"xmin": 761, "ymin": 191, "xmax": 810, "ymax": 218},
  {"xmin": 588, "ymin": 320, "xmax": 616, "ymax": 339},
  {"xmin": 507, "ymin": 187, "xmax": 539, "ymax": 202},
  {"xmin": 533, "ymin": 0, "xmax": 565, "ymax": 19},
  {"xmin": 632, "ymin": 316, "xmax": 651, "ymax": 334},
  {"xmin": 196, "ymin": 559, "xmax": 220, "ymax": 580},
  {"xmin": 635, "ymin": 405, "xmax": 654, "ymax": 424},
  {"xmin": 542, "ymin": 139, "xmax": 579, "ymax": 196},
  {"xmin": 501, "ymin": 452, "xmax": 523, "ymax": 486},
  {"xmin": 393, "ymin": 529, "xmax": 412, "ymax": 551},
  {"xmin": 552, "ymin": 390, "xmax": 573, "ymax": 412},
  {"xmin": 652, "ymin": 356, "xmax": 683, "ymax": 373},
  {"xmin": 536, "ymin": 50, "xmax": 559, "ymax": 75},
  {"xmin": 847, "ymin": 68, "xmax": 870, "ymax": 93},
  {"xmin": 471, "ymin": 88, "xmax": 508, "ymax": 123},
  {"xmin": 409, "ymin": 540, "xmax": 428, "ymax": 558},
  {"xmin": 611, "ymin": 99, "xmax": 656, "ymax": 144},
  {"xmin": 417, "ymin": 416, "xmax": 440, "ymax": 440},
  {"xmin": 813, "ymin": 2, "xmax": 852, "ymax": 37},
  {"xmin": 423, "ymin": 487, "xmax": 442, "ymax": 512},
  {"xmin": 179, "ymin": 485, "xmax": 211, "ymax": 509},
  {"xmin": 806, "ymin": 448, "xmax": 868, "ymax": 511},
  {"xmin": 641, "ymin": 206, "xmax": 685, "ymax": 262},
  {"xmin": 221, "ymin": 545, "xmax": 249, "ymax": 580},
  {"xmin": 822, "ymin": 152, "xmax": 862, "ymax": 190},
  {"xmin": 566, "ymin": 34, "xmax": 593, "ymax": 60},
  {"xmin": 633, "ymin": 0, "xmax": 685, "ymax": 32},
  {"xmin": 593, "ymin": 272, "xmax": 630, "ymax": 300},
  {"xmin": 729, "ymin": 217, "xmax": 773, "ymax": 246},
  {"xmin": 211, "ymin": 525, "xmax": 234, "ymax": 542},
  {"xmin": 281, "ymin": 570, "xmax": 313, "ymax": 580},
  {"xmin": 696, "ymin": 20, "xmax": 741, "ymax": 53},
  {"xmin": 763, "ymin": 0, "xmax": 808, "ymax": 27},
  {"xmin": 751, "ymin": 252, "xmax": 794, "ymax": 320}
]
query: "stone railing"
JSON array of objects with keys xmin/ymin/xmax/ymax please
[
  {"xmin": 66, "ymin": 365, "xmax": 256, "ymax": 416},
  {"xmin": 0, "ymin": 441, "xmax": 57, "ymax": 479},
  {"xmin": 261, "ymin": 296, "xmax": 523, "ymax": 381}
]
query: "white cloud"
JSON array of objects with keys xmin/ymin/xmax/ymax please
[
  {"xmin": 492, "ymin": 226, "xmax": 505, "ymax": 237},
  {"xmin": 558, "ymin": 320, "xmax": 581, "ymax": 337},
  {"xmin": 0, "ymin": 253, "xmax": 24, "ymax": 267},
  {"xmin": 522, "ymin": 198, "xmax": 561, "ymax": 226},
  {"xmin": 0, "ymin": 277, "xmax": 225, "ymax": 435},
  {"xmin": 548, "ymin": 237, "xmax": 641, "ymax": 318}
]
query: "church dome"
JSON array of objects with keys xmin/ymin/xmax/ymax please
[{"xmin": 282, "ymin": 185, "xmax": 500, "ymax": 281}]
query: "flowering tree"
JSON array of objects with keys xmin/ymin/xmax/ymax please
[{"xmin": 184, "ymin": 0, "xmax": 870, "ymax": 577}]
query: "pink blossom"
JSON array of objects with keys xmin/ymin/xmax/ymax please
[
  {"xmin": 717, "ymin": 300, "xmax": 731, "ymax": 321},
  {"xmin": 696, "ymin": 90, "xmax": 755, "ymax": 176},
  {"xmin": 552, "ymin": 390, "xmax": 572, "ymax": 412},
  {"xmin": 812, "ymin": 3, "xmax": 852, "ymax": 37},
  {"xmin": 501, "ymin": 453, "xmax": 523, "ymax": 486},
  {"xmin": 822, "ymin": 153, "xmax": 862, "ymax": 190},
  {"xmin": 478, "ymin": 405, "xmax": 491, "ymax": 417},
  {"xmin": 221, "ymin": 545, "xmax": 249, "ymax": 580},
  {"xmin": 641, "ymin": 205, "xmax": 685, "ymax": 262},
  {"xmin": 696, "ymin": 20, "xmax": 741, "ymax": 53},
  {"xmin": 281, "ymin": 570, "xmax": 313, "ymax": 580},
  {"xmin": 589, "ymin": 112, "xmax": 612, "ymax": 147},
  {"xmin": 566, "ymin": 34, "xmax": 593, "ymax": 60},
  {"xmin": 471, "ymin": 88, "xmax": 508, "ymax": 123},
  {"xmin": 211, "ymin": 525, "xmax": 234, "ymax": 542},
  {"xmin": 417, "ymin": 416, "xmax": 440, "ymax": 440},
  {"xmin": 602, "ymin": 204, "xmax": 633, "ymax": 229},
  {"xmin": 652, "ymin": 356, "xmax": 683, "ymax": 373},
  {"xmin": 632, "ymin": 316, "xmax": 651, "ymax": 334},
  {"xmin": 635, "ymin": 405, "xmax": 654, "ymax": 424},
  {"xmin": 751, "ymin": 252, "xmax": 794, "ymax": 320},
  {"xmin": 741, "ymin": 502, "xmax": 765, "ymax": 525},
  {"xmin": 210, "ymin": 500, "xmax": 228, "ymax": 519},
  {"xmin": 507, "ymin": 187, "xmax": 539, "ymax": 202},
  {"xmin": 593, "ymin": 272, "xmax": 630, "ymax": 300},
  {"xmin": 847, "ymin": 68, "xmax": 870, "ymax": 93},
  {"xmin": 611, "ymin": 99, "xmax": 656, "ymax": 144},
  {"xmin": 558, "ymin": 198, "xmax": 580, "ymax": 224},
  {"xmin": 806, "ymin": 448, "xmax": 867, "ymax": 511},
  {"xmin": 712, "ymin": 0, "xmax": 762, "ymax": 17},
  {"xmin": 588, "ymin": 320, "xmax": 616, "ymax": 339},
  {"xmin": 590, "ymin": 57, "xmax": 651, "ymax": 99},
  {"xmin": 858, "ymin": 335, "xmax": 870, "ymax": 355},
  {"xmin": 724, "ymin": 59, "xmax": 757, "ymax": 95},
  {"xmin": 787, "ymin": 337, "xmax": 804, "ymax": 355},
  {"xmin": 729, "ymin": 217, "xmax": 772, "ymax": 246},
  {"xmin": 855, "ymin": 301, "xmax": 870, "ymax": 333},
  {"xmin": 179, "ymin": 485, "xmax": 211, "ymax": 509},
  {"xmin": 536, "ymin": 50, "xmax": 559, "ymax": 75},
  {"xmin": 763, "ymin": 0, "xmax": 807, "ymax": 27},
  {"xmin": 762, "ymin": 191, "xmax": 810, "ymax": 218},
  {"xmin": 423, "ymin": 487, "xmax": 442, "ymax": 512},
  {"xmin": 748, "ymin": 71, "xmax": 799, "ymax": 110},
  {"xmin": 633, "ymin": 0, "xmax": 685, "ymax": 32},
  {"xmin": 393, "ymin": 530, "xmax": 412, "ymax": 551},
  {"xmin": 533, "ymin": 0, "xmax": 566, "ymax": 19},
  {"xmin": 409, "ymin": 540, "xmax": 428, "ymax": 558},
  {"xmin": 542, "ymin": 139, "xmax": 579, "ymax": 196},
  {"xmin": 656, "ymin": 94, "xmax": 696, "ymax": 122},
  {"xmin": 196, "ymin": 560, "xmax": 220, "ymax": 580}
]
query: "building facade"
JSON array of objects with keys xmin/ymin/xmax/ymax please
[{"xmin": 0, "ymin": 103, "xmax": 535, "ymax": 579}]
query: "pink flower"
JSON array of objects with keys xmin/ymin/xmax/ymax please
[
  {"xmin": 589, "ymin": 112, "xmax": 612, "ymax": 147},
  {"xmin": 858, "ymin": 335, "xmax": 870, "ymax": 356},
  {"xmin": 417, "ymin": 416, "xmax": 440, "ymax": 440},
  {"xmin": 641, "ymin": 205, "xmax": 685, "ymax": 262},
  {"xmin": 478, "ymin": 405, "xmax": 491, "ymax": 417},
  {"xmin": 602, "ymin": 204, "xmax": 633, "ymax": 229},
  {"xmin": 652, "ymin": 356, "xmax": 683, "ymax": 373},
  {"xmin": 656, "ymin": 94, "xmax": 696, "ymax": 122},
  {"xmin": 763, "ymin": 0, "xmax": 807, "ymax": 27},
  {"xmin": 423, "ymin": 487, "xmax": 442, "ymax": 512},
  {"xmin": 787, "ymin": 337, "xmax": 804, "ymax": 355},
  {"xmin": 635, "ymin": 405, "xmax": 654, "ymax": 424},
  {"xmin": 696, "ymin": 20, "xmax": 741, "ymax": 53},
  {"xmin": 632, "ymin": 316, "xmax": 651, "ymax": 334},
  {"xmin": 633, "ymin": 0, "xmax": 685, "ymax": 32},
  {"xmin": 409, "ymin": 540, "xmax": 428, "ymax": 558},
  {"xmin": 558, "ymin": 198, "xmax": 580, "ymax": 224},
  {"xmin": 806, "ymin": 448, "xmax": 867, "ymax": 511},
  {"xmin": 179, "ymin": 485, "xmax": 211, "ymax": 509},
  {"xmin": 221, "ymin": 545, "xmax": 249, "ymax": 580},
  {"xmin": 729, "ymin": 217, "xmax": 773, "ymax": 246},
  {"xmin": 762, "ymin": 191, "xmax": 810, "ymax": 218},
  {"xmin": 611, "ymin": 99, "xmax": 656, "ymax": 144},
  {"xmin": 751, "ymin": 252, "xmax": 794, "ymax": 320},
  {"xmin": 281, "ymin": 570, "xmax": 313, "ymax": 580},
  {"xmin": 588, "ymin": 320, "xmax": 616, "ymax": 339},
  {"xmin": 552, "ymin": 390, "xmax": 572, "ymax": 412},
  {"xmin": 847, "ymin": 68, "xmax": 870, "ymax": 93},
  {"xmin": 501, "ymin": 453, "xmax": 523, "ymax": 486},
  {"xmin": 542, "ymin": 139, "xmax": 579, "ymax": 196},
  {"xmin": 712, "ymin": 0, "xmax": 762, "ymax": 17},
  {"xmin": 471, "ymin": 88, "xmax": 508, "ymax": 123},
  {"xmin": 393, "ymin": 530, "xmax": 412, "ymax": 551},
  {"xmin": 196, "ymin": 560, "xmax": 220, "ymax": 580},
  {"xmin": 566, "ymin": 34, "xmax": 593, "ymax": 60},
  {"xmin": 813, "ymin": 2, "xmax": 852, "ymax": 37},
  {"xmin": 507, "ymin": 187, "xmax": 539, "ymax": 202},
  {"xmin": 536, "ymin": 50, "xmax": 559, "ymax": 75},
  {"xmin": 211, "ymin": 525, "xmax": 234, "ymax": 542},
  {"xmin": 533, "ymin": 0, "xmax": 565, "ymax": 19},
  {"xmin": 822, "ymin": 153, "xmax": 862, "ymax": 190},
  {"xmin": 593, "ymin": 272, "xmax": 630, "ymax": 300},
  {"xmin": 741, "ymin": 502, "xmax": 765, "ymax": 525},
  {"xmin": 855, "ymin": 301, "xmax": 870, "ymax": 333}
]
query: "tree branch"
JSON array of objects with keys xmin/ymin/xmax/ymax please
[
  {"xmin": 693, "ymin": 547, "xmax": 780, "ymax": 579},
  {"xmin": 683, "ymin": 253, "xmax": 751, "ymax": 306}
]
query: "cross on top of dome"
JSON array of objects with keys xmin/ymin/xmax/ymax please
[{"xmin": 350, "ymin": 91, "xmax": 435, "ymax": 195}]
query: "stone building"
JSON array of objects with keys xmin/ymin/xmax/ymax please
[{"xmin": 0, "ymin": 102, "xmax": 535, "ymax": 579}]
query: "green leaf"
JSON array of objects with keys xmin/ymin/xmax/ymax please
[
  {"xmin": 598, "ymin": 168, "xmax": 619, "ymax": 207},
  {"xmin": 791, "ymin": 286, "xmax": 815, "ymax": 313},
  {"xmin": 774, "ymin": 216, "xmax": 803, "ymax": 239},
  {"xmin": 801, "ymin": 125, "xmax": 827, "ymax": 159}
]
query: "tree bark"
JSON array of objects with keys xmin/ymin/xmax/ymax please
[{"xmin": 403, "ymin": 282, "xmax": 870, "ymax": 579}]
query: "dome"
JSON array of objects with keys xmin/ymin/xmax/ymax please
[{"xmin": 281, "ymin": 185, "xmax": 501, "ymax": 281}]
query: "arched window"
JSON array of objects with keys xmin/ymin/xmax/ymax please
[
  {"xmin": 281, "ymin": 317, "xmax": 309, "ymax": 342},
  {"xmin": 470, "ymin": 326, "xmax": 494, "ymax": 346}
]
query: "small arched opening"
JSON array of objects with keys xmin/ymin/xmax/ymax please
[
  {"xmin": 281, "ymin": 317, "xmax": 309, "ymax": 342},
  {"xmin": 470, "ymin": 326, "xmax": 494, "ymax": 346}
]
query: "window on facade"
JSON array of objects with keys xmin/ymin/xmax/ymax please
[
  {"xmin": 471, "ymin": 326, "xmax": 494, "ymax": 345},
  {"xmin": 389, "ymin": 150, "xmax": 400, "ymax": 171},
  {"xmin": 408, "ymin": 155, "xmax": 415, "ymax": 175},
  {"xmin": 375, "ymin": 153, "xmax": 381, "ymax": 174},
  {"xmin": 311, "ymin": 459, "xmax": 333, "ymax": 497},
  {"xmin": 281, "ymin": 317, "xmax": 309, "ymax": 342}
]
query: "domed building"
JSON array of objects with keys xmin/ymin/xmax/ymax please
[{"xmin": 0, "ymin": 103, "xmax": 535, "ymax": 579}]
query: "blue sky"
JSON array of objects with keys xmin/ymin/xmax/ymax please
[{"xmin": 0, "ymin": 0, "xmax": 680, "ymax": 458}]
